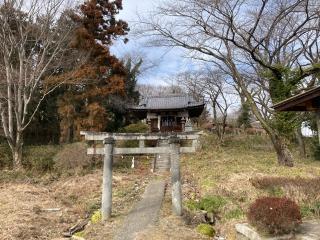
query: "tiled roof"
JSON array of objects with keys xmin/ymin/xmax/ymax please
[{"xmin": 132, "ymin": 95, "xmax": 204, "ymax": 110}]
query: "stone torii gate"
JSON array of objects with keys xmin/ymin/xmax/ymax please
[{"xmin": 80, "ymin": 131, "xmax": 200, "ymax": 221}]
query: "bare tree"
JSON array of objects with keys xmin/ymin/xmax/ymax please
[
  {"xmin": 177, "ymin": 69, "xmax": 236, "ymax": 140},
  {"xmin": 137, "ymin": 83, "xmax": 184, "ymax": 97},
  {"xmin": 175, "ymin": 71, "xmax": 205, "ymax": 101},
  {"xmin": 139, "ymin": 0, "xmax": 320, "ymax": 166},
  {"xmin": 0, "ymin": 0, "xmax": 74, "ymax": 169}
]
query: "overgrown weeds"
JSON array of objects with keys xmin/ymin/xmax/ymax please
[
  {"xmin": 250, "ymin": 177, "xmax": 320, "ymax": 205},
  {"xmin": 300, "ymin": 202, "xmax": 320, "ymax": 218},
  {"xmin": 0, "ymin": 143, "xmax": 12, "ymax": 169},
  {"xmin": 181, "ymin": 133, "xmax": 320, "ymax": 238},
  {"xmin": 54, "ymin": 142, "xmax": 101, "ymax": 175}
]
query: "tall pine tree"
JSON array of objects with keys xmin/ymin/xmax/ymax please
[{"xmin": 57, "ymin": 0, "xmax": 129, "ymax": 142}]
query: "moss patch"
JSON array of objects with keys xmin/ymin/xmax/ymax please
[
  {"xmin": 91, "ymin": 210, "xmax": 102, "ymax": 224},
  {"xmin": 74, "ymin": 230, "xmax": 85, "ymax": 237},
  {"xmin": 196, "ymin": 223, "xmax": 215, "ymax": 237}
]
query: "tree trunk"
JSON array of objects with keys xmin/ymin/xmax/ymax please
[
  {"xmin": 12, "ymin": 144, "xmax": 23, "ymax": 170},
  {"xmin": 295, "ymin": 127, "xmax": 306, "ymax": 158},
  {"xmin": 11, "ymin": 132, "xmax": 24, "ymax": 170},
  {"xmin": 270, "ymin": 134, "xmax": 294, "ymax": 167},
  {"xmin": 235, "ymin": 78, "xmax": 295, "ymax": 167}
]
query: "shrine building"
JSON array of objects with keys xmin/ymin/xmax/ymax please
[{"xmin": 130, "ymin": 95, "xmax": 205, "ymax": 133}]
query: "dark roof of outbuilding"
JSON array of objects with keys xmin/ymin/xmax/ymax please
[
  {"xmin": 272, "ymin": 86, "xmax": 320, "ymax": 111},
  {"xmin": 132, "ymin": 95, "xmax": 205, "ymax": 110}
]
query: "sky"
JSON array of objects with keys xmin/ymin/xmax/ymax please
[
  {"xmin": 18, "ymin": 0, "xmax": 196, "ymax": 86},
  {"xmin": 111, "ymin": 0, "xmax": 196, "ymax": 85}
]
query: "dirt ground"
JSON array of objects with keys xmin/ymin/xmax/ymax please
[
  {"xmin": 0, "ymin": 153, "xmax": 208, "ymax": 240},
  {"xmin": 0, "ymin": 159, "xmax": 152, "ymax": 240}
]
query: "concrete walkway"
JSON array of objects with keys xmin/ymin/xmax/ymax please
[{"xmin": 114, "ymin": 180, "xmax": 166, "ymax": 240}]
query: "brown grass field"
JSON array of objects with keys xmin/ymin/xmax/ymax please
[
  {"xmin": 0, "ymin": 134, "xmax": 320, "ymax": 239},
  {"xmin": 181, "ymin": 134, "xmax": 320, "ymax": 239}
]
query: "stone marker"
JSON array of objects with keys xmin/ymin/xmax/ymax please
[{"xmin": 235, "ymin": 221, "xmax": 320, "ymax": 240}]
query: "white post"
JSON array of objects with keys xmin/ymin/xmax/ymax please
[
  {"xmin": 102, "ymin": 137, "xmax": 114, "ymax": 221},
  {"xmin": 158, "ymin": 115, "xmax": 161, "ymax": 130},
  {"xmin": 192, "ymin": 139, "xmax": 199, "ymax": 150},
  {"xmin": 139, "ymin": 140, "xmax": 145, "ymax": 148},
  {"xmin": 169, "ymin": 136, "xmax": 182, "ymax": 216}
]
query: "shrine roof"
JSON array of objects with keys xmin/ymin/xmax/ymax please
[{"xmin": 131, "ymin": 95, "xmax": 205, "ymax": 111}]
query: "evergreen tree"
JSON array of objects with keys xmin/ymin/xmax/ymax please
[
  {"xmin": 56, "ymin": 0, "xmax": 129, "ymax": 142},
  {"xmin": 104, "ymin": 57, "xmax": 142, "ymax": 131},
  {"xmin": 237, "ymin": 102, "xmax": 252, "ymax": 129}
]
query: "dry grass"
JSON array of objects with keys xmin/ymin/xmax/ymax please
[
  {"xmin": 181, "ymin": 133, "xmax": 320, "ymax": 239},
  {"xmin": 0, "ymin": 155, "xmax": 152, "ymax": 240},
  {"xmin": 1, "ymin": 134, "xmax": 320, "ymax": 239}
]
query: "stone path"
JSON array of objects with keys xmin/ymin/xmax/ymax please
[{"xmin": 114, "ymin": 180, "xmax": 166, "ymax": 240}]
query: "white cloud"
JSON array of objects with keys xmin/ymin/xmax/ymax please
[
  {"xmin": 118, "ymin": 0, "xmax": 157, "ymax": 22},
  {"xmin": 111, "ymin": 0, "xmax": 199, "ymax": 86}
]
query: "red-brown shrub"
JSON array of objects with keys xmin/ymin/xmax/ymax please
[{"xmin": 247, "ymin": 197, "xmax": 302, "ymax": 235}]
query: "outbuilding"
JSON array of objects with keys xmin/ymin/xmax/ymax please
[{"xmin": 273, "ymin": 86, "xmax": 320, "ymax": 143}]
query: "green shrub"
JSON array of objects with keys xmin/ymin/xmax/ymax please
[
  {"xmin": 119, "ymin": 122, "xmax": 148, "ymax": 133},
  {"xmin": 196, "ymin": 224, "xmax": 215, "ymax": 237},
  {"xmin": 247, "ymin": 197, "xmax": 302, "ymax": 236},
  {"xmin": 313, "ymin": 146, "xmax": 320, "ymax": 160},
  {"xmin": 311, "ymin": 137, "xmax": 320, "ymax": 160},
  {"xmin": 186, "ymin": 195, "xmax": 227, "ymax": 213},
  {"xmin": 312, "ymin": 202, "xmax": 320, "ymax": 216},
  {"xmin": 0, "ymin": 144, "xmax": 12, "ymax": 169},
  {"xmin": 267, "ymin": 186, "xmax": 284, "ymax": 197},
  {"xmin": 118, "ymin": 140, "xmax": 139, "ymax": 148},
  {"xmin": 185, "ymin": 199, "xmax": 200, "ymax": 211},
  {"xmin": 31, "ymin": 156, "xmax": 55, "ymax": 172},
  {"xmin": 117, "ymin": 122, "xmax": 149, "ymax": 148},
  {"xmin": 225, "ymin": 208, "xmax": 244, "ymax": 220},
  {"xmin": 198, "ymin": 196, "xmax": 227, "ymax": 213},
  {"xmin": 23, "ymin": 145, "xmax": 60, "ymax": 173},
  {"xmin": 301, "ymin": 202, "xmax": 320, "ymax": 218},
  {"xmin": 300, "ymin": 205, "xmax": 313, "ymax": 218}
]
